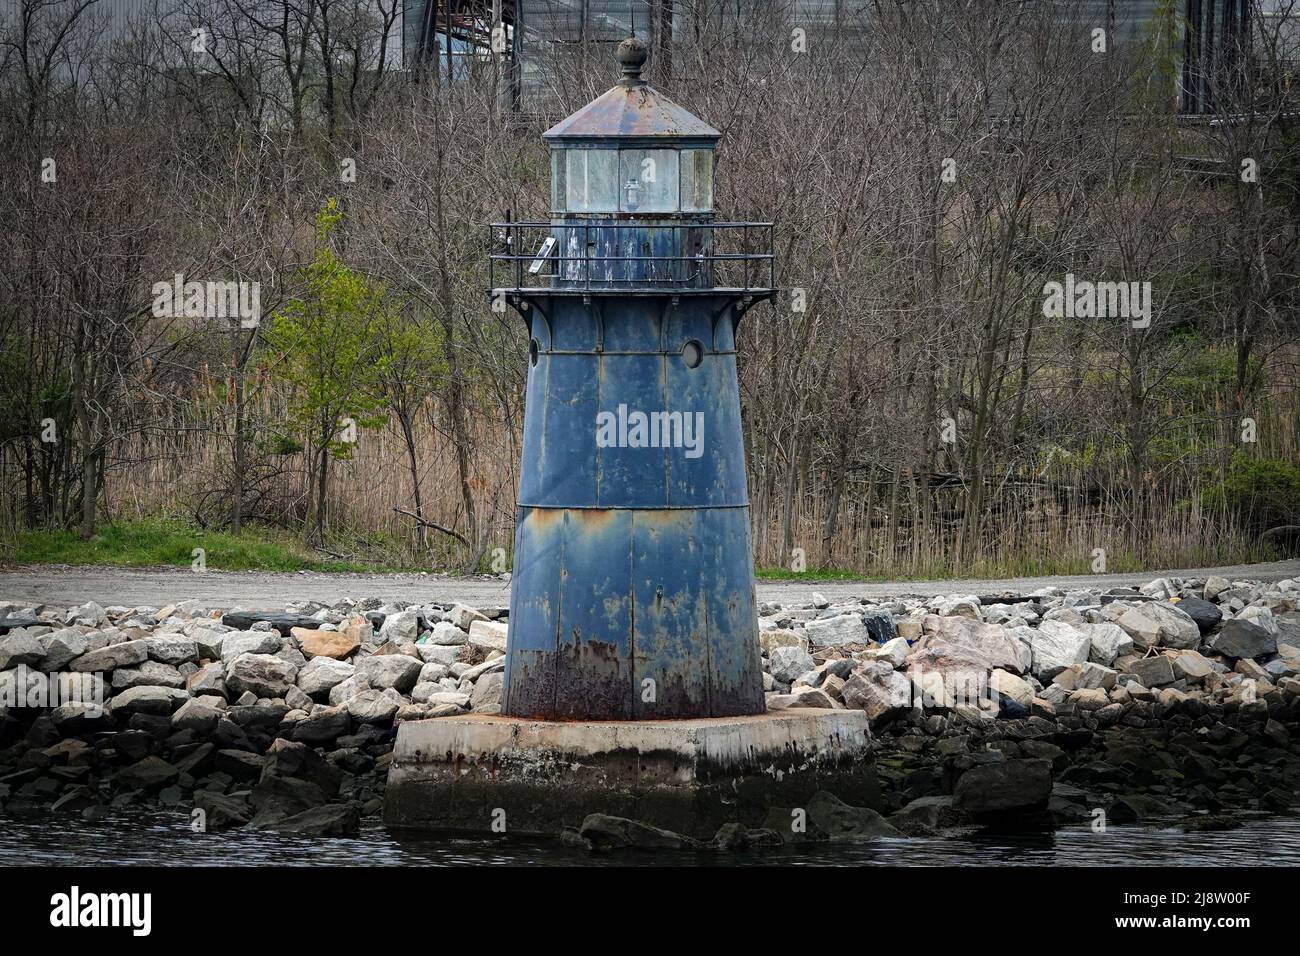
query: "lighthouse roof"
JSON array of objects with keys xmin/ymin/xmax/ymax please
[{"xmin": 543, "ymin": 37, "xmax": 720, "ymax": 145}]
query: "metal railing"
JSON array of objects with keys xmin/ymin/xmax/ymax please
[{"xmin": 488, "ymin": 220, "xmax": 775, "ymax": 292}]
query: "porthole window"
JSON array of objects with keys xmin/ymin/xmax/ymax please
[
  {"xmin": 529, "ymin": 338, "xmax": 540, "ymax": 366},
  {"xmin": 681, "ymin": 339, "xmax": 704, "ymax": 369}
]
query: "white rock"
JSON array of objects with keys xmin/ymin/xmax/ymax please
[
  {"xmin": 1086, "ymin": 622, "xmax": 1134, "ymax": 666},
  {"xmin": 1027, "ymin": 620, "xmax": 1091, "ymax": 680},
  {"xmin": 298, "ymin": 657, "xmax": 355, "ymax": 697},
  {"xmin": 805, "ymin": 614, "xmax": 868, "ymax": 648},
  {"xmin": 1115, "ymin": 602, "xmax": 1201, "ymax": 650},
  {"xmin": 468, "ymin": 619, "xmax": 508, "ymax": 652},
  {"xmin": 427, "ymin": 621, "xmax": 468, "ymax": 646},
  {"xmin": 379, "ymin": 609, "xmax": 421, "ymax": 644},
  {"xmin": 768, "ymin": 645, "xmax": 815, "ymax": 683}
]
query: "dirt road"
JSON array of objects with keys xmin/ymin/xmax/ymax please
[{"xmin": 2, "ymin": 558, "xmax": 1297, "ymax": 609}]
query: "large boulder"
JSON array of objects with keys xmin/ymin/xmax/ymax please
[
  {"xmin": 356, "ymin": 654, "xmax": 422, "ymax": 693},
  {"xmin": 1027, "ymin": 621, "xmax": 1091, "ymax": 680},
  {"xmin": 805, "ymin": 791, "xmax": 899, "ymax": 840},
  {"xmin": 989, "ymin": 669, "xmax": 1034, "ymax": 709},
  {"xmin": 298, "ymin": 657, "xmax": 355, "ymax": 697},
  {"xmin": 768, "ymin": 645, "xmax": 815, "ymax": 683},
  {"xmin": 226, "ymin": 652, "xmax": 298, "ymax": 699},
  {"xmin": 379, "ymin": 609, "xmax": 421, "ymax": 644},
  {"xmin": 841, "ymin": 662, "xmax": 912, "ymax": 722},
  {"xmin": 38, "ymin": 628, "xmax": 90, "ymax": 671},
  {"xmin": 1209, "ymin": 619, "xmax": 1276, "ymax": 660},
  {"xmin": 426, "ymin": 621, "xmax": 468, "ymax": 646},
  {"xmin": 805, "ymin": 614, "xmax": 868, "ymax": 648},
  {"xmin": 146, "ymin": 636, "xmax": 199, "ymax": 665},
  {"xmin": 1086, "ymin": 622, "xmax": 1134, "ymax": 666},
  {"xmin": 291, "ymin": 627, "xmax": 360, "ymax": 661},
  {"xmin": 69, "ymin": 639, "xmax": 149, "ymax": 673},
  {"xmin": 1116, "ymin": 602, "xmax": 1200, "ymax": 650},
  {"xmin": 953, "ymin": 758, "xmax": 1053, "ymax": 815},
  {"xmin": 220, "ymin": 631, "xmax": 282, "ymax": 662},
  {"xmin": 468, "ymin": 619, "xmax": 508, "ymax": 652},
  {"xmin": 109, "ymin": 685, "xmax": 189, "ymax": 716},
  {"xmin": 346, "ymin": 688, "xmax": 400, "ymax": 723},
  {"xmin": 1124, "ymin": 654, "xmax": 1175, "ymax": 688},
  {"xmin": 0, "ymin": 632, "xmax": 48, "ymax": 669},
  {"xmin": 913, "ymin": 616, "xmax": 1024, "ymax": 674},
  {"xmin": 1172, "ymin": 597, "xmax": 1222, "ymax": 635},
  {"xmin": 470, "ymin": 671, "xmax": 504, "ymax": 714},
  {"xmin": 578, "ymin": 814, "xmax": 700, "ymax": 851},
  {"xmin": 112, "ymin": 660, "xmax": 185, "ymax": 690}
]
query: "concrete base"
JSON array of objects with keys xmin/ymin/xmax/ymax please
[{"xmin": 383, "ymin": 709, "xmax": 878, "ymax": 840}]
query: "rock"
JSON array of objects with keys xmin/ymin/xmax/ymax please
[
  {"xmin": 470, "ymin": 671, "xmax": 504, "ymax": 714},
  {"xmin": 292, "ymin": 627, "xmax": 360, "ymax": 661},
  {"xmin": 416, "ymin": 643, "xmax": 461, "ymax": 665},
  {"xmin": 112, "ymin": 660, "xmax": 185, "ymax": 690},
  {"xmin": 226, "ymin": 652, "xmax": 298, "ymax": 698},
  {"xmin": 578, "ymin": 813, "xmax": 701, "ymax": 851},
  {"xmin": 171, "ymin": 698, "xmax": 224, "ymax": 734},
  {"xmin": 109, "ymin": 685, "xmax": 189, "ymax": 716},
  {"xmin": 768, "ymin": 645, "xmax": 815, "ymax": 683},
  {"xmin": 1086, "ymin": 622, "xmax": 1134, "ymax": 666},
  {"xmin": 805, "ymin": 614, "xmax": 868, "ymax": 648},
  {"xmin": 146, "ymin": 636, "xmax": 199, "ymax": 665},
  {"xmin": 861, "ymin": 609, "xmax": 899, "ymax": 644},
  {"xmin": 989, "ymin": 669, "xmax": 1034, "ymax": 709},
  {"xmin": 69, "ymin": 639, "xmax": 149, "ymax": 672},
  {"xmin": 114, "ymin": 755, "xmax": 180, "ymax": 791},
  {"xmin": 426, "ymin": 621, "xmax": 468, "ymax": 646},
  {"xmin": 297, "ymin": 657, "xmax": 355, "ymax": 697},
  {"xmin": 356, "ymin": 654, "xmax": 422, "ymax": 693},
  {"xmin": 468, "ymin": 619, "xmax": 508, "ymax": 652},
  {"xmin": 759, "ymin": 629, "xmax": 808, "ymax": 654},
  {"xmin": 1171, "ymin": 650, "xmax": 1214, "ymax": 683},
  {"xmin": 1071, "ymin": 687, "xmax": 1110, "ymax": 711},
  {"xmin": 450, "ymin": 604, "xmax": 488, "ymax": 631},
  {"xmin": 346, "ymin": 689, "xmax": 399, "ymax": 723},
  {"xmin": 953, "ymin": 758, "xmax": 1053, "ymax": 815},
  {"xmin": 1116, "ymin": 602, "xmax": 1200, "ymax": 650},
  {"xmin": 1124, "ymin": 655, "xmax": 1176, "ymax": 688},
  {"xmin": 265, "ymin": 803, "xmax": 360, "ymax": 838},
  {"xmin": 1204, "ymin": 575, "xmax": 1231, "ymax": 600},
  {"xmin": 875, "ymin": 637, "xmax": 911, "ymax": 668},
  {"xmin": 1172, "ymin": 597, "xmax": 1222, "ymax": 635},
  {"xmin": 220, "ymin": 611, "xmax": 320, "ymax": 635},
  {"xmin": 67, "ymin": 601, "xmax": 107, "ymax": 627},
  {"xmin": 291, "ymin": 705, "xmax": 352, "ymax": 744},
  {"xmin": 186, "ymin": 661, "xmax": 227, "ymax": 698},
  {"xmin": 841, "ymin": 662, "xmax": 912, "ymax": 721},
  {"xmin": 220, "ymin": 631, "xmax": 282, "ymax": 662},
  {"xmin": 193, "ymin": 791, "xmax": 253, "ymax": 830},
  {"xmin": 38, "ymin": 629, "xmax": 90, "ymax": 671},
  {"xmin": 1209, "ymin": 619, "xmax": 1277, "ymax": 660},
  {"xmin": 766, "ymin": 687, "xmax": 837, "ymax": 710},
  {"xmin": 710, "ymin": 823, "xmax": 783, "ymax": 851},
  {"xmin": 915, "ymin": 616, "xmax": 1024, "ymax": 674},
  {"xmin": 805, "ymin": 791, "xmax": 899, "ymax": 840},
  {"xmin": 379, "ymin": 609, "xmax": 421, "ymax": 644},
  {"xmin": 1027, "ymin": 621, "xmax": 1091, "ymax": 679}
]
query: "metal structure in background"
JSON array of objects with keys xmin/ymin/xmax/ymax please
[{"xmin": 492, "ymin": 37, "xmax": 775, "ymax": 720}]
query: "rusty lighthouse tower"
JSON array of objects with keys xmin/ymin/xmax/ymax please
[{"xmin": 491, "ymin": 37, "xmax": 776, "ymax": 720}]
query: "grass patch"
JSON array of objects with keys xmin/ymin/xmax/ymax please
[{"xmin": 6, "ymin": 519, "xmax": 399, "ymax": 573}]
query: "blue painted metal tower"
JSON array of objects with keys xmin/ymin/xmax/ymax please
[{"xmin": 491, "ymin": 37, "xmax": 776, "ymax": 720}]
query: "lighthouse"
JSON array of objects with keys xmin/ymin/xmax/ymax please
[
  {"xmin": 493, "ymin": 36, "xmax": 775, "ymax": 721},
  {"xmin": 386, "ymin": 41, "xmax": 875, "ymax": 838}
]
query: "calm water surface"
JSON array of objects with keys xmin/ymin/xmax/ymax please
[{"xmin": 3, "ymin": 811, "xmax": 1299, "ymax": 866}]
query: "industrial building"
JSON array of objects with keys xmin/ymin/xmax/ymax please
[{"xmin": 1, "ymin": 0, "xmax": 1294, "ymax": 113}]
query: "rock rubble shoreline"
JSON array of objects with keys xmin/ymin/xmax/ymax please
[{"xmin": 0, "ymin": 572, "xmax": 1297, "ymax": 848}]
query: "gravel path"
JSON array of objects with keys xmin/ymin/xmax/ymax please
[{"xmin": 1, "ymin": 558, "xmax": 1297, "ymax": 609}]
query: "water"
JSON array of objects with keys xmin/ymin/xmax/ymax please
[{"xmin": 3, "ymin": 811, "xmax": 1300, "ymax": 866}]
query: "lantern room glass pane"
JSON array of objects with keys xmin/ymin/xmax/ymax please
[
  {"xmin": 551, "ymin": 150, "xmax": 566, "ymax": 212},
  {"xmin": 564, "ymin": 149, "xmax": 618, "ymax": 213},
  {"xmin": 680, "ymin": 149, "xmax": 713, "ymax": 212},
  {"xmin": 619, "ymin": 149, "xmax": 679, "ymax": 213}
]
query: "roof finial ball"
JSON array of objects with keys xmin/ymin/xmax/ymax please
[{"xmin": 617, "ymin": 35, "xmax": 649, "ymax": 87}]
